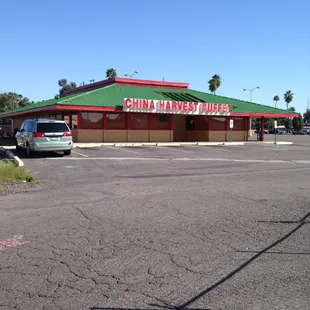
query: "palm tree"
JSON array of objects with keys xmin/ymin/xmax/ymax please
[
  {"xmin": 106, "ymin": 68, "xmax": 117, "ymax": 79},
  {"xmin": 273, "ymin": 95, "xmax": 279, "ymax": 108},
  {"xmin": 58, "ymin": 79, "xmax": 77, "ymax": 96},
  {"xmin": 284, "ymin": 90, "xmax": 294, "ymax": 110},
  {"xmin": 208, "ymin": 79, "xmax": 217, "ymax": 94},
  {"xmin": 208, "ymin": 74, "xmax": 221, "ymax": 95}
]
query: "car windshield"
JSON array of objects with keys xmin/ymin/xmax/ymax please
[{"xmin": 37, "ymin": 122, "xmax": 69, "ymax": 133}]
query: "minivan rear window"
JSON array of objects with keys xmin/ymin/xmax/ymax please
[{"xmin": 37, "ymin": 122, "xmax": 69, "ymax": 132}]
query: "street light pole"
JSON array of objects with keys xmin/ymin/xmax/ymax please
[
  {"xmin": 243, "ymin": 86, "xmax": 260, "ymax": 102},
  {"xmin": 243, "ymin": 87, "xmax": 260, "ymax": 139},
  {"xmin": 125, "ymin": 71, "xmax": 139, "ymax": 79}
]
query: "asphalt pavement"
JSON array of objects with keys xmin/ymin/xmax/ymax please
[{"xmin": 0, "ymin": 141, "xmax": 310, "ymax": 310}]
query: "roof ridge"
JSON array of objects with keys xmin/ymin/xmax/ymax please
[
  {"xmin": 58, "ymin": 84, "xmax": 115, "ymax": 103},
  {"xmin": 188, "ymin": 88, "xmax": 289, "ymax": 112}
]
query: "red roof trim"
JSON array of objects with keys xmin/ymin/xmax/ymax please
[
  {"xmin": 0, "ymin": 105, "xmax": 57, "ymax": 118},
  {"xmin": 114, "ymin": 78, "xmax": 189, "ymax": 89},
  {"xmin": 1, "ymin": 105, "xmax": 298, "ymax": 118},
  {"xmin": 231, "ymin": 112, "xmax": 298, "ymax": 118},
  {"xmin": 63, "ymin": 77, "xmax": 189, "ymax": 96},
  {"xmin": 55, "ymin": 105, "xmax": 122, "ymax": 112}
]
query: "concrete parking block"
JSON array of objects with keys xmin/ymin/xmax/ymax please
[
  {"xmin": 156, "ymin": 142, "xmax": 181, "ymax": 147},
  {"xmin": 197, "ymin": 142, "xmax": 223, "ymax": 146},
  {"xmin": 114, "ymin": 143, "xmax": 143, "ymax": 147},
  {"xmin": 222, "ymin": 142, "xmax": 245, "ymax": 146}
]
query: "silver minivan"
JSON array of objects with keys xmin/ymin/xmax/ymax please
[{"xmin": 15, "ymin": 118, "xmax": 73, "ymax": 156}]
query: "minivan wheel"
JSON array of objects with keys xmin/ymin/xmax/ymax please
[
  {"xmin": 26, "ymin": 143, "xmax": 32, "ymax": 157},
  {"xmin": 63, "ymin": 150, "xmax": 71, "ymax": 156}
]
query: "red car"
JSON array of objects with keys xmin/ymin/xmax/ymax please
[{"xmin": 293, "ymin": 130, "xmax": 305, "ymax": 135}]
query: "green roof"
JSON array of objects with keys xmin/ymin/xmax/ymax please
[{"xmin": 0, "ymin": 84, "xmax": 294, "ymax": 116}]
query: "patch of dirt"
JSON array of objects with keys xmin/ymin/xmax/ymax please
[{"xmin": 0, "ymin": 182, "xmax": 42, "ymax": 196}]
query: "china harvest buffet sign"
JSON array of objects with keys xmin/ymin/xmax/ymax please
[{"xmin": 123, "ymin": 98, "xmax": 231, "ymax": 115}]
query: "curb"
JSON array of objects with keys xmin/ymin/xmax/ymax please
[
  {"xmin": 274, "ymin": 141, "xmax": 293, "ymax": 145},
  {"xmin": 222, "ymin": 142, "xmax": 245, "ymax": 146},
  {"xmin": 0, "ymin": 147, "xmax": 24, "ymax": 167}
]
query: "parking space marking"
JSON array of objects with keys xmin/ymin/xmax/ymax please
[
  {"xmin": 72, "ymin": 150, "xmax": 88, "ymax": 157},
  {"xmin": 153, "ymin": 146, "xmax": 191, "ymax": 153},
  {"xmin": 106, "ymin": 146, "xmax": 142, "ymax": 155},
  {"xmin": 45, "ymin": 157, "xmax": 310, "ymax": 164}
]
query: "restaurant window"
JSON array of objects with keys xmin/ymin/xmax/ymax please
[
  {"xmin": 231, "ymin": 117, "xmax": 245, "ymax": 130},
  {"xmin": 63, "ymin": 115, "xmax": 71, "ymax": 128},
  {"xmin": 129, "ymin": 113, "xmax": 149, "ymax": 129},
  {"xmin": 210, "ymin": 117, "xmax": 226, "ymax": 130},
  {"xmin": 106, "ymin": 113, "xmax": 126, "ymax": 129},
  {"xmin": 186, "ymin": 116, "xmax": 195, "ymax": 130},
  {"xmin": 152, "ymin": 114, "xmax": 170, "ymax": 130},
  {"xmin": 49, "ymin": 113, "xmax": 63, "ymax": 120},
  {"xmin": 72, "ymin": 114, "xmax": 78, "ymax": 129},
  {"xmin": 79, "ymin": 112, "xmax": 103, "ymax": 129}
]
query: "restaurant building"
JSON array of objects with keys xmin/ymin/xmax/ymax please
[{"xmin": 0, "ymin": 78, "xmax": 298, "ymax": 142}]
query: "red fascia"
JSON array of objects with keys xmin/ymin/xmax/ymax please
[
  {"xmin": 0, "ymin": 105, "xmax": 57, "ymax": 118},
  {"xmin": 230, "ymin": 112, "xmax": 299, "ymax": 118},
  {"xmin": 55, "ymin": 105, "xmax": 122, "ymax": 112},
  {"xmin": 114, "ymin": 78, "xmax": 189, "ymax": 89},
  {"xmin": 63, "ymin": 77, "xmax": 189, "ymax": 96}
]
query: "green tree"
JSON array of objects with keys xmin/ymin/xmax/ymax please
[
  {"xmin": 208, "ymin": 74, "xmax": 221, "ymax": 95},
  {"xmin": 273, "ymin": 95, "xmax": 279, "ymax": 108},
  {"xmin": 284, "ymin": 90, "xmax": 294, "ymax": 110},
  {"xmin": 0, "ymin": 92, "xmax": 30, "ymax": 112},
  {"xmin": 292, "ymin": 113, "xmax": 304, "ymax": 130},
  {"xmin": 106, "ymin": 68, "xmax": 117, "ymax": 79},
  {"xmin": 58, "ymin": 79, "xmax": 77, "ymax": 96}
]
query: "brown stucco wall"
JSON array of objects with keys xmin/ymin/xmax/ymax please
[
  {"xmin": 127, "ymin": 130, "xmax": 149, "ymax": 142},
  {"xmin": 186, "ymin": 131, "xmax": 209, "ymax": 141},
  {"xmin": 150, "ymin": 130, "xmax": 172, "ymax": 142},
  {"xmin": 209, "ymin": 130, "xmax": 247, "ymax": 142},
  {"xmin": 104, "ymin": 130, "xmax": 127, "ymax": 142},
  {"xmin": 78, "ymin": 129, "xmax": 104, "ymax": 142},
  {"xmin": 209, "ymin": 131, "xmax": 227, "ymax": 141}
]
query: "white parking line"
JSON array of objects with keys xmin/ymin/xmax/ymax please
[
  {"xmin": 106, "ymin": 146, "xmax": 141, "ymax": 155},
  {"xmin": 152, "ymin": 146, "xmax": 191, "ymax": 153},
  {"xmin": 72, "ymin": 150, "xmax": 88, "ymax": 157},
  {"xmin": 45, "ymin": 157, "xmax": 310, "ymax": 164}
]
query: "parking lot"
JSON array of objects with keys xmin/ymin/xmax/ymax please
[{"xmin": 1, "ymin": 141, "xmax": 310, "ymax": 310}]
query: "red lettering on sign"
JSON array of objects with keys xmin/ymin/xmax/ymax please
[
  {"xmin": 125, "ymin": 98, "xmax": 132, "ymax": 109},
  {"xmin": 183, "ymin": 102, "xmax": 188, "ymax": 111},
  {"xmin": 227, "ymin": 104, "xmax": 231, "ymax": 113},
  {"xmin": 201, "ymin": 103, "xmax": 207, "ymax": 113},
  {"xmin": 142, "ymin": 99, "xmax": 148, "ymax": 109},
  {"xmin": 222, "ymin": 105, "xmax": 227, "ymax": 113},
  {"xmin": 132, "ymin": 99, "xmax": 139, "ymax": 109},
  {"xmin": 159, "ymin": 101, "xmax": 165, "ymax": 110},
  {"xmin": 207, "ymin": 104, "xmax": 214, "ymax": 112},
  {"xmin": 166, "ymin": 101, "xmax": 171, "ymax": 110},
  {"xmin": 149, "ymin": 100, "xmax": 155, "ymax": 110},
  {"xmin": 172, "ymin": 101, "xmax": 177, "ymax": 110}
]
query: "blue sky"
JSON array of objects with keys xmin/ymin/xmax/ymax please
[{"xmin": 1, "ymin": 0, "xmax": 309, "ymax": 112}]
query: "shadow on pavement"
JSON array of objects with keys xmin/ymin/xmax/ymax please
[
  {"xmin": 91, "ymin": 308, "xmax": 213, "ymax": 310},
  {"xmin": 92, "ymin": 210, "xmax": 309, "ymax": 310},
  {"xmin": 11, "ymin": 148, "xmax": 65, "ymax": 159}
]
